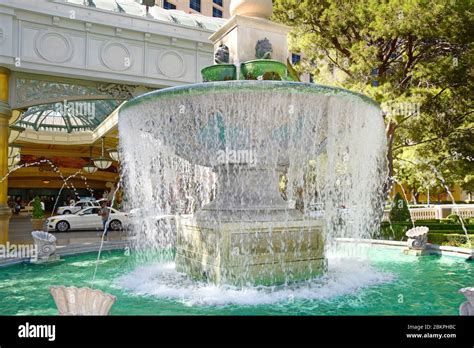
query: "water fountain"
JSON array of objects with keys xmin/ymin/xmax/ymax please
[{"xmin": 119, "ymin": 0, "xmax": 387, "ymax": 286}]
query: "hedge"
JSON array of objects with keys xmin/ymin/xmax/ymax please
[
  {"xmin": 380, "ymin": 221, "xmax": 474, "ymax": 232},
  {"xmin": 379, "ymin": 221, "xmax": 474, "ymax": 241},
  {"xmin": 428, "ymin": 233, "xmax": 474, "ymax": 246}
]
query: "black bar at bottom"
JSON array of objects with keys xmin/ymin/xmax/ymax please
[{"xmin": 0, "ymin": 316, "xmax": 472, "ymax": 346}]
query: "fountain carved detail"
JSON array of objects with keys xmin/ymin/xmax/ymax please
[
  {"xmin": 50, "ymin": 286, "xmax": 116, "ymax": 316},
  {"xmin": 31, "ymin": 231, "xmax": 59, "ymax": 263}
]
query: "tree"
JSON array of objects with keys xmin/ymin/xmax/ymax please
[
  {"xmin": 32, "ymin": 196, "xmax": 45, "ymax": 220},
  {"xmin": 390, "ymin": 192, "xmax": 412, "ymax": 222},
  {"xmin": 273, "ymin": 0, "xmax": 473, "ymax": 195}
]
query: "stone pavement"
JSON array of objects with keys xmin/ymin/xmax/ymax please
[{"xmin": 8, "ymin": 215, "xmax": 128, "ymax": 245}]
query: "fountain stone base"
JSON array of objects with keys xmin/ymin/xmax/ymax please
[{"xmin": 176, "ymin": 213, "xmax": 326, "ymax": 286}]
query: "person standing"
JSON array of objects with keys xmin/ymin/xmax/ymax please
[{"xmin": 98, "ymin": 201, "xmax": 110, "ymax": 240}]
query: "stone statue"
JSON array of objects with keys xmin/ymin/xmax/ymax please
[
  {"xmin": 256, "ymin": 38, "xmax": 273, "ymax": 59},
  {"xmin": 405, "ymin": 226, "xmax": 429, "ymax": 250},
  {"xmin": 214, "ymin": 44, "xmax": 230, "ymax": 64},
  {"xmin": 459, "ymin": 287, "xmax": 474, "ymax": 316}
]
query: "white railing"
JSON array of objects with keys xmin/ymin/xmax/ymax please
[
  {"xmin": 382, "ymin": 204, "xmax": 474, "ymax": 221},
  {"xmin": 409, "ymin": 208, "xmax": 437, "ymax": 221},
  {"xmin": 453, "ymin": 206, "xmax": 474, "ymax": 220}
]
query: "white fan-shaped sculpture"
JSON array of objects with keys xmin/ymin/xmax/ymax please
[
  {"xmin": 406, "ymin": 226, "xmax": 429, "ymax": 250},
  {"xmin": 31, "ymin": 231, "xmax": 57, "ymax": 258},
  {"xmin": 50, "ymin": 286, "xmax": 116, "ymax": 316},
  {"xmin": 459, "ymin": 287, "xmax": 474, "ymax": 316}
]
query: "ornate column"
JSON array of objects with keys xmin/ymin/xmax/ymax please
[{"xmin": 0, "ymin": 67, "xmax": 12, "ymax": 245}]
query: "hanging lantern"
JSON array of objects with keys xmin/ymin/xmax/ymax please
[
  {"xmin": 108, "ymin": 149, "xmax": 120, "ymax": 162},
  {"xmin": 93, "ymin": 138, "xmax": 113, "ymax": 170},
  {"xmin": 82, "ymin": 163, "xmax": 98, "ymax": 174},
  {"xmin": 83, "ymin": 146, "xmax": 98, "ymax": 174},
  {"xmin": 8, "ymin": 125, "xmax": 25, "ymax": 144}
]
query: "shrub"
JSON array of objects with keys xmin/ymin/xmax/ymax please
[
  {"xmin": 32, "ymin": 196, "xmax": 44, "ymax": 219},
  {"xmin": 378, "ymin": 221, "xmax": 474, "ymax": 241},
  {"xmin": 389, "ymin": 193, "xmax": 412, "ymax": 223},
  {"xmin": 447, "ymin": 214, "xmax": 461, "ymax": 224},
  {"xmin": 415, "ymin": 222, "xmax": 474, "ymax": 232},
  {"xmin": 379, "ymin": 222, "xmax": 409, "ymax": 240},
  {"xmin": 428, "ymin": 233, "xmax": 448, "ymax": 245},
  {"xmin": 428, "ymin": 233, "xmax": 474, "ymax": 246},
  {"xmin": 443, "ymin": 234, "xmax": 474, "ymax": 247}
]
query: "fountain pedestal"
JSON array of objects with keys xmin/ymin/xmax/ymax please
[{"xmin": 176, "ymin": 214, "xmax": 326, "ymax": 286}]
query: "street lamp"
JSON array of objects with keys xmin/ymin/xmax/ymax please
[{"xmin": 93, "ymin": 138, "xmax": 113, "ymax": 170}]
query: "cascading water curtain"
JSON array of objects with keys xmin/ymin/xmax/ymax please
[{"xmin": 119, "ymin": 84, "xmax": 387, "ymax": 268}]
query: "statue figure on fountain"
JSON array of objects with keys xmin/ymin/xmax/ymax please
[
  {"xmin": 256, "ymin": 38, "xmax": 273, "ymax": 60},
  {"xmin": 215, "ymin": 44, "xmax": 230, "ymax": 64}
]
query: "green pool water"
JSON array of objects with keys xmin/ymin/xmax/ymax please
[{"xmin": 0, "ymin": 246, "xmax": 472, "ymax": 315}]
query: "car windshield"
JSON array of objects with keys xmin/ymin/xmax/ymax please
[{"xmin": 80, "ymin": 208, "xmax": 100, "ymax": 215}]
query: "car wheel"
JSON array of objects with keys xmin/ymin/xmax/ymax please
[
  {"xmin": 63, "ymin": 210, "xmax": 71, "ymax": 215},
  {"xmin": 109, "ymin": 220, "xmax": 122, "ymax": 231},
  {"xmin": 56, "ymin": 221, "xmax": 70, "ymax": 232}
]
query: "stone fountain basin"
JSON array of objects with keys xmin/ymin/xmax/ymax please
[{"xmin": 119, "ymin": 81, "xmax": 380, "ymax": 169}]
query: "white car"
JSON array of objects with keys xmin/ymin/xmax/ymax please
[
  {"xmin": 56, "ymin": 200, "xmax": 99, "ymax": 215},
  {"xmin": 46, "ymin": 207, "xmax": 129, "ymax": 232}
]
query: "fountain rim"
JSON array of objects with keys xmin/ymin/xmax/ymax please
[{"xmin": 120, "ymin": 81, "xmax": 381, "ymax": 111}]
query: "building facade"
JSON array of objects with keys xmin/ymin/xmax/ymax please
[
  {"xmin": 0, "ymin": 0, "xmax": 226, "ymax": 243},
  {"xmin": 157, "ymin": 0, "xmax": 230, "ymax": 18}
]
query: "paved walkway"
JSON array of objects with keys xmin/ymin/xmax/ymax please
[{"xmin": 8, "ymin": 216, "xmax": 128, "ymax": 245}]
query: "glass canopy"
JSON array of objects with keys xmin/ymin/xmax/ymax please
[
  {"xmin": 66, "ymin": 0, "xmax": 226, "ymax": 31},
  {"xmin": 14, "ymin": 100, "xmax": 121, "ymax": 133}
]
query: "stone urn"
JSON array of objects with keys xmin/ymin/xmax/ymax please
[
  {"xmin": 50, "ymin": 286, "xmax": 116, "ymax": 316},
  {"xmin": 459, "ymin": 287, "xmax": 474, "ymax": 316},
  {"xmin": 31, "ymin": 231, "xmax": 57, "ymax": 261},
  {"xmin": 230, "ymin": 0, "xmax": 273, "ymax": 19},
  {"xmin": 406, "ymin": 226, "xmax": 429, "ymax": 250}
]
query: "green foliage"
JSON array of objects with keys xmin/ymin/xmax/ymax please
[
  {"xmin": 379, "ymin": 221, "xmax": 474, "ymax": 241},
  {"xmin": 443, "ymin": 234, "xmax": 474, "ymax": 247},
  {"xmin": 446, "ymin": 214, "xmax": 461, "ymax": 224},
  {"xmin": 379, "ymin": 221, "xmax": 409, "ymax": 240},
  {"xmin": 428, "ymin": 232, "xmax": 448, "ymax": 245},
  {"xmin": 31, "ymin": 196, "xmax": 44, "ymax": 219},
  {"xmin": 272, "ymin": 0, "xmax": 474, "ymax": 189},
  {"xmin": 389, "ymin": 193, "xmax": 412, "ymax": 222}
]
